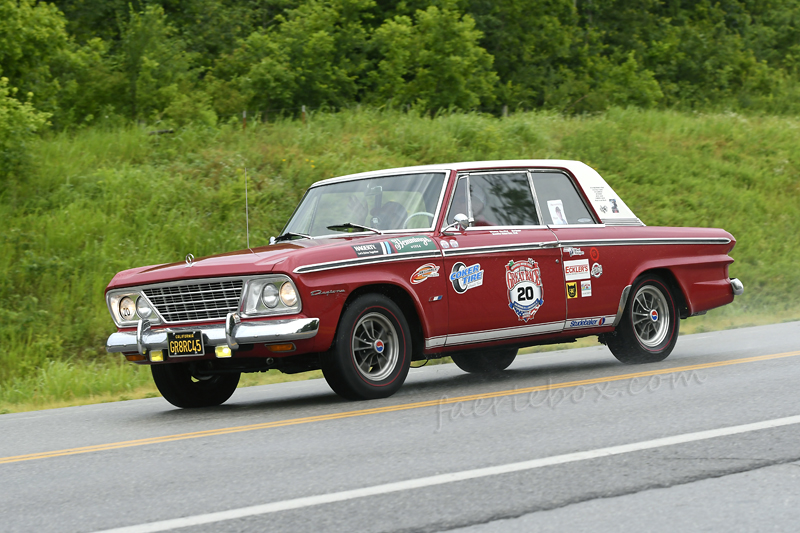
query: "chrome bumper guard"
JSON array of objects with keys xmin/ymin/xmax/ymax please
[
  {"xmin": 730, "ymin": 278, "xmax": 744, "ymax": 296},
  {"xmin": 107, "ymin": 314, "xmax": 320, "ymax": 355}
]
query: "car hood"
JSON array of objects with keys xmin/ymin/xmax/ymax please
[{"xmin": 106, "ymin": 240, "xmax": 325, "ymax": 290}]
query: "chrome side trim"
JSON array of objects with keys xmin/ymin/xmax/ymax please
[
  {"xmin": 730, "ymin": 278, "xmax": 744, "ymax": 296},
  {"xmin": 613, "ymin": 285, "xmax": 632, "ymax": 327},
  {"xmin": 424, "ymin": 336, "xmax": 447, "ymax": 349},
  {"xmin": 444, "ymin": 321, "xmax": 564, "ymax": 347},
  {"xmin": 442, "ymin": 242, "xmax": 557, "ymax": 257},
  {"xmin": 294, "ymin": 251, "xmax": 441, "ymax": 274},
  {"xmin": 557, "ymin": 237, "xmax": 731, "ymax": 247},
  {"xmin": 107, "ymin": 318, "xmax": 320, "ymax": 354}
]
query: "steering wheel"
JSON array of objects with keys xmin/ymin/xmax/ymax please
[{"xmin": 403, "ymin": 211, "xmax": 435, "ymax": 229}]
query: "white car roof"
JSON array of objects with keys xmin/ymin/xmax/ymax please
[{"xmin": 310, "ymin": 160, "xmax": 642, "ymax": 226}]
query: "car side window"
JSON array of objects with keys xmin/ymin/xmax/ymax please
[
  {"xmin": 447, "ymin": 173, "xmax": 540, "ymax": 227},
  {"xmin": 531, "ymin": 171, "xmax": 595, "ymax": 225}
]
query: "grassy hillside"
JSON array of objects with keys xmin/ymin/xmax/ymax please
[{"xmin": 1, "ymin": 107, "xmax": 798, "ymax": 411}]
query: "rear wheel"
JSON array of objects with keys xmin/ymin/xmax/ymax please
[
  {"xmin": 452, "ymin": 347, "xmax": 518, "ymax": 373},
  {"xmin": 322, "ymin": 294, "xmax": 412, "ymax": 400},
  {"xmin": 607, "ymin": 275, "xmax": 679, "ymax": 364},
  {"xmin": 151, "ymin": 363, "xmax": 240, "ymax": 408}
]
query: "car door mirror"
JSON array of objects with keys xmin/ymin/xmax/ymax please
[{"xmin": 443, "ymin": 213, "xmax": 470, "ymax": 234}]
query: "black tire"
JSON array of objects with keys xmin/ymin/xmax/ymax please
[
  {"xmin": 151, "ymin": 362, "xmax": 240, "ymax": 408},
  {"xmin": 321, "ymin": 294, "xmax": 412, "ymax": 400},
  {"xmin": 451, "ymin": 347, "xmax": 518, "ymax": 373},
  {"xmin": 607, "ymin": 275, "xmax": 680, "ymax": 364}
]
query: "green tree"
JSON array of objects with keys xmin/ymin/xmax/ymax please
[
  {"xmin": 368, "ymin": 3, "xmax": 498, "ymax": 111},
  {"xmin": 0, "ymin": 75, "xmax": 50, "ymax": 182}
]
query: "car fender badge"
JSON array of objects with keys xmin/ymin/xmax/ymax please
[
  {"xmin": 411, "ymin": 263, "xmax": 440, "ymax": 284},
  {"xmin": 506, "ymin": 259, "xmax": 544, "ymax": 322},
  {"xmin": 185, "ymin": 253, "xmax": 194, "ymax": 267}
]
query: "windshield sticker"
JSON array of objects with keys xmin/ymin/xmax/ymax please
[
  {"xmin": 547, "ymin": 200, "xmax": 568, "ymax": 225},
  {"xmin": 411, "ymin": 263, "xmax": 441, "ymax": 284},
  {"xmin": 566, "ymin": 281, "xmax": 578, "ymax": 299},
  {"xmin": 591, "ymin": 262, "xmax": 603, "ymax": 278},
  {"xmin": 450, "ymin": 262, "xmax": 484, "ymax": 294},
  {"xmin": 506, "ymin": 259, "xmax": 544, "ymax": 322},
  {"xmin": 564, "ymin": 259, "xmax": 590, "ymax": 281},
  {"xmin": 352, "ymin": 236, "xmax": 437, "ymax": 258},
  {"xmin": 581, "ymin": 280, "xmax": 592, "ymax": 297}
]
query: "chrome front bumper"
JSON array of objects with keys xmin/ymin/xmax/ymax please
[
  {"xmin": 106, "ymin": 315, "xmax": 320, "ymax": 355},
  {"xmin": 730, "ymin": 278, "xmax": 744, "ymax": 296}
]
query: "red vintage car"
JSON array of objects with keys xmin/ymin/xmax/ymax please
[{"xmin": 105, "ymin": 160, "xmax": 743, "ymax": 407}]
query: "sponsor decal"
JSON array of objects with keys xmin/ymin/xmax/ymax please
[
  {"xmin": 440, "ymin": 240, "xmax": 450, "ymax": 249},
  {"xmin": 590, "ymin": 247, "xmax": 600, "ymax": 261},
  {"xmin": 599, "ymin": 205, "xmax": 608, "ymax": 213},
  {"xmin": 450, "ymin": 262, "xmax": 484, "ymax": 293},
  {"xmin": 566, "ymin": 317, "xmax": 608, "ymax": 329},
  {"xmin": 564, "ymin": 259, "xmax": 590, "ymax": 281},
  {"xmin": 564, "ymin": 247, "xmax": 584, "ymax": 257},
  {"xmin": 490, "ymin": 229, "xmax": 521, "ymax": 235},
  {"xmin": 591, "ymin": 262, "xmax": 603, "ymax": 278},
  {"xmin": 352, "ymin": 236, "xmax": 437, "ymax": 258},
  {"xmin": 566, "ymin": 281, "xmax": 578, "ymax": 299},
  {"xmin": 450, "ymin": 240, "xmax": 459, "ymax": 248},
  {"xmin": 610, "ymin": 199, "xmax": 619, "ymax": 213},
  {"xmin": 581, "ymin": 280, "xmax": 592, "ymax": 297},
  {"xmin": 506, "ymin": 259, "xmax": 544, "ymax": 322},
  {"xmin": 310, "ymin": 289, "xmax": 345, "ymax": 296},
  {"xmin": 411, "ymin": 263, "xmax": 440, "ymax": 284},
  {"xmin": 429, "ymin": 295, "xmax": 443, "ymax": 302}
]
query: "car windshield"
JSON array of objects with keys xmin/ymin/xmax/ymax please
[{"xmin": 282, "ymin": 172, "xmax": 446, "ymax": 237}]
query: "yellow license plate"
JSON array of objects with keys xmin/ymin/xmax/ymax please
[{"xmin": 167, "ymin": 331, "xmax": 204, "ymax": 357}]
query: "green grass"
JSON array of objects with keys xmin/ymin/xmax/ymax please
[{"xmin": 1, "ymin": 107, "xmax": 798, "ymax": 412}]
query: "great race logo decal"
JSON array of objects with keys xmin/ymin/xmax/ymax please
[{"xmin": 506, "ymin": 259, "xmax": 544, "ymax": 322}]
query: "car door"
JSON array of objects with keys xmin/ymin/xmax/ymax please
[
  {"xmin": 440, "ymin": 171, "xmax": 566, "ymax": 348},
  {"xmin": 530, "ymin": 169, "xmax": 625, "ymax": 331}
]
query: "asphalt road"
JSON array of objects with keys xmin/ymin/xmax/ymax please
[{"xmin": 2, "ymin": 321, "xmax": 800, "ymax": 533}]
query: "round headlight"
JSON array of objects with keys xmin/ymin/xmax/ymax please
[
  {"xmin": 136, "ymin": 297, "xmax": 153, "ymax": 318},
  {"xmin": 119, "ymin": 296, "xmax": 137, "ymax": 321},
  {"xmin": 262, "ymin": 283, "xmax": 280, "ymax": 308},
  {"xmin": 279, "ymin": 282, "xmax": 298, "ymax": 307}
]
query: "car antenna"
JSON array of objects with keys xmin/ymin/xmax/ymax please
[{"xmin": 245, "ymin": 167, "xmax": 251, "ymax": 250}]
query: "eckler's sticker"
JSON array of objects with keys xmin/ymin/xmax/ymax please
[
  {"xmin": 564, "ymin": 259, "xmax": 590, "ymax": 281},
  {"xmin": 566, "ymin": 282, "xmax": 578, "ymax": 299},
  {"xmin": 581, "ymin": 280, "xmax": 592, "ymax": 297},
  {"xmin": 352, "ymin": 236, "xmax": 437, "ymax": 258},
  {"xmin": 506, "ymin": 259, "xmax": 544, "ymax": 322},
  {"xmin": 591, "ymin": 262, "xmax": 603, "ymax": 278},
  {"xmin": 411, "ymin": 263, "xmax": 440, "ymax": 284},
  {"xmin": 450, "ymin": 262, "xmax": 484, "ymax": 293}
]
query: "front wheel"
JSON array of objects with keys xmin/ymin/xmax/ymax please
[
  {"xmin": 451, "ymin": 347, "xmax": 518, "ymax": 373},
  {"xmin": 606, "ymin": 275, "xmax": 679, "ymax": 364},
  {"xmin": 322, "ymin": 294, "xmax": 412, "ymax": 400},
  {"xmin": 151, "ymin": 363, "xmax": 240, "ymax": 408}
]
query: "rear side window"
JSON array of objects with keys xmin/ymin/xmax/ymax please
[{"xmin": 531, "ymin": 172, "xmax": 595, "ymax": 225}]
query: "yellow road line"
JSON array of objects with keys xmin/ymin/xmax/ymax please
[{"xmin": 2, "ymin": 350, "xmax": 799, "ymax": 465}]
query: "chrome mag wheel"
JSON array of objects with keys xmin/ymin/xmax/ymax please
[
  {"xmin": 631, "ymin": 285, "xmax": 670, "ymax": 348},
  {"xmin": 351, "ymin": 312, "xmax": 399, "ymax": 382}
]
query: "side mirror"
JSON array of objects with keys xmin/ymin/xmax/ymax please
[
  {"xmin": 269, "ymin": 236, "xmax": 276, "ymax": 245},
  {"xmin": 442, "ymin": 213, "xmax": 470, "ymax": 234}
]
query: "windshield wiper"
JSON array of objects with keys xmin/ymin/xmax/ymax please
[
  {"xmin": 274, "ymin": 231, "xmax": 312, "ymax": 243},
  {"xmin": 326, "ymin": 222, "xmax": 382, "ymax": 235}
]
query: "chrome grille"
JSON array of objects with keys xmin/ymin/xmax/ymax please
[{"xmin": 143, "ymin": 280, "xmax": 243, "ymax": 323}]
